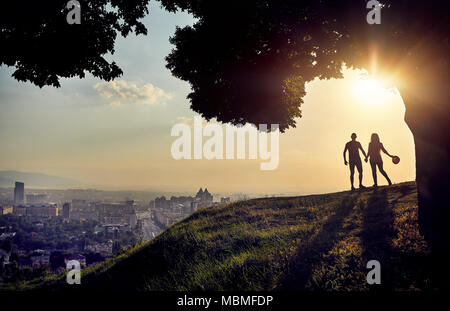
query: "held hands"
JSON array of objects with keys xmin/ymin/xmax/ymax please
[{"xmin": 364, "ymin": 157, "xmax": 368, "ymax": 163}]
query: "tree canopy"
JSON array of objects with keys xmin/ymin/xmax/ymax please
[
  {"xmin": 161, "ymin": 0, "xmax": 448, "ymax": 131},
  {"xmin": 1, "ymin": 1, "xmax": 448, "ymax": 130},
  {"xmin": 0, "ymin": 0, "xmax": 150, "ymax": 87}
]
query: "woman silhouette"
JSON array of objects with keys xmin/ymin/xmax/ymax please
[{"xmin": 365, "ymin": 133, "xmax": 393, "ymax": 187}]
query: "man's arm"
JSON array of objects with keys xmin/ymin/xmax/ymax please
[
  {"xmin": 343, "ymin": 143, "xmax": 348, "ymax": 165},
  {"xmin": 359, "ymin": 142, "xmax": 367, "ymax": 159},
  {"xmin": 364, "ymin": 144, "xmax": 370, "ymax": 162}
]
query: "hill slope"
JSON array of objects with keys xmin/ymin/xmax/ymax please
[{"xmin": 22, "ymin": 181, "xmax": 441, "ymax": 291}]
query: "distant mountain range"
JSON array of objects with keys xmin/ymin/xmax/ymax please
[{"xmin": 0, "ymin": 170, "xmax": 80, "ymax": 188}]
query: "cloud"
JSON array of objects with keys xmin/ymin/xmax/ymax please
[
  {"xmin": 173, "ymin": 116, "xmax": 195, "ymax": 126},
  {"xmin": 94, "ymin": 80, "xmax": 173, "ymax": 106}
]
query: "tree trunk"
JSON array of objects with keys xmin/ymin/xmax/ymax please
[{"xmin": 400, "ymin": 61, "xmax": 450, "ymax": 252}]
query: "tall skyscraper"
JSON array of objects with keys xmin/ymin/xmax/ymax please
[
  {"xmin": 14, "ymin": 182, "xmax": 24, "ymax": 205},
  {"xmin": 62, "ymin": 202, "xmax": 72, "ymax": 219}
]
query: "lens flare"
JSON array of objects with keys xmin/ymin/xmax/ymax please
[{"xmin": 353, "ymin": 78, "xmax": 392, "ymax": 105}]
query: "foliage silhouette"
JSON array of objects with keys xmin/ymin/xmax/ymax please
[{"xmin": 0, "ymin": 0, "xmax": 150, "ymax": 87}]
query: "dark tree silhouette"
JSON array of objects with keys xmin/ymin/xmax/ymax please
[
  {"xmin": 160, "ymin": 0, "xmax": 450, "ymax": 251},
  {"xmin": 0, "ymin": 0, "xmax": 150, "ymax": 87},
  {"xmin": 1, "ymin": 1, "xmax": 449, "ymax": 252}
]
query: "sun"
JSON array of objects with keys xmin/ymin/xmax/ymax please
[
  {"xmin": 353, "ymin": 77, "xmax": 392, "ymax": 105},
  {"xmin": 355, "ymin": 79, "xmax": 383, "ymax": 94}
]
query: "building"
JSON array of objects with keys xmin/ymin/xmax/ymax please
[
  {"xmin": 72, "ymin": 199, "xmax": 88, "ymax": 210},
  {"xmin": 64, "ymin": 254, "xmax": 86, "ymax": 267},
  {"xmin": 69, "ymin": 210, "xmax": 98, "ymax": 221},
  {"xmin": 62, "ymin": 202, "xmax": 71, "ymax": 219},
  {"xmin": 13, "ymin": 205, "xmax": 27, "ymax": 216},
  {"xmin": 0, "ymin": 232, "xmax": 16, "ymax": 240},
  {"xmin": 0, "ymin": 205, "xmax": 13, "ymax": 215},
  {"xmin": 152, "ymin": 209, "xmax": 181, "ymax": 227},
  {"xmin": 190, "ymin": 201, "xmax": 199, "ymax": 213},
  {"xmin": 0, "ymin": 249, "xmax": 11, "ymax": 266},
  {"xmin": 128, "ymin": 212, "xmax": 137, "ymax": 229},
  {"xmin": 149, "ymin": 200, "xmax": 155, "ymax": 209},
  {"xmin": 14, "ymin": 182, "xmax": 24, "ymax": 205},
  {"xmin": 26, "ymin": 204, "xmax": 58, "ymax": 220},
  {"xmin": 220, "ymin": 197, "xmax": 231, "ymax": 204},
  {"xmin": 150, "ymin": 188, "xmax": 213, "ymax": 211},
  {"xmin": 96, "ymin": 200, "xmax": 137, "ymax": 228},
  {"xmin": 12, "ymin": 204, "xmax": 58, "ymax": 221},
  {"xmin": 154, "ymin": 196, "xmax": 170, "ymax": 209},
  {"xmin": 32, "ymin": 221, "xmax": 44, "ymax": 229},
  {"xmin": 86, "ymin": 241, "xmax": 113, "ymax": 256},
  {"xmin": 148, "ymin": 188, "xmax": 215, "ymax": 230},
  {"xmin": 30, "ymin": 255, "xmax": 50, "ymax": 268},
  {"xmin": 195, "ymin": 188, "xmax": 213, "ymax": 203},
  {"xmin": 18, "ymin": 257, "xmax": 32, "ymax": 269},
  {"xmin": 26, "ymin": 194, "xmax": 48, "ymax": 204}
]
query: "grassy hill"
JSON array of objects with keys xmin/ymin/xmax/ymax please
[{"xmin": 11, "ymin": 181, "xmax": 442, "ymax": 291}]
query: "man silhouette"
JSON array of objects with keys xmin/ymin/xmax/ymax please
[{"xmin": 343, "ymin": 133, "xmax": 367, "ymax": 190}]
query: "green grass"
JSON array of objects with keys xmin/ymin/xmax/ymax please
[{"xmin": 3, "ymin": 181, "xmax": 440, "ymax": 291}]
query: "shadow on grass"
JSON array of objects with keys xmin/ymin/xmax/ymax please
[
  {"xmin": 361, "ymin": 187, "xmax": 440, "ymax": 290},
  {"xmin": 360, "ymin": 187, "xmax": 394, "ymax": 290},
  {"xmin": 277, "ymin": 193, "xmax": 358, "ymax": 290}
]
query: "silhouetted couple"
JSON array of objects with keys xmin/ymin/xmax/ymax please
[{"xmin": 343, "ymin": 133, "xmax": 393, "ymax": 190}]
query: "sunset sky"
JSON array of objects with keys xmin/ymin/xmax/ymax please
[{"xmin": 0, "ymin": 2, "xmax": 415, "ymax": 195}]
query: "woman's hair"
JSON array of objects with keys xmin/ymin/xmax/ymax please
[{"xmin": 371, "ymin": 133, "xmax": 380, "ymax": 144}]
